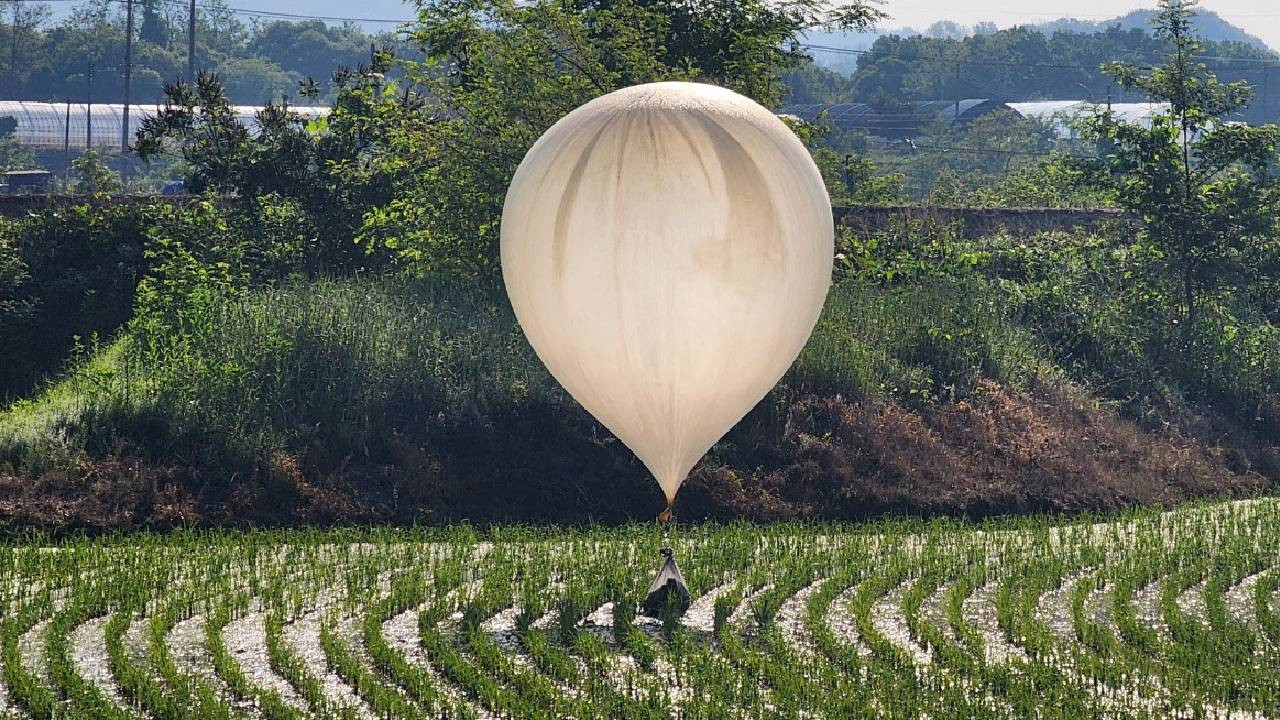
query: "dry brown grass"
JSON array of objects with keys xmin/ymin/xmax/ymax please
[{"xmin": 1, "ymin": 380, "xmax": 1274, "ymax": 534}]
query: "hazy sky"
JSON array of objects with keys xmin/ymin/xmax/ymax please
[
  {"xmin": 41, "ymin": 1, "xmax": 1280, "ymax": 53},
  {"xmin": 878, "ymin": 1, "xmax": 1280, "ymax": 50}
]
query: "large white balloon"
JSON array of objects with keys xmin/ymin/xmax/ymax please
[{"xmin": 501, "ymin": 81, "xmax": 833, "ymax": 505}]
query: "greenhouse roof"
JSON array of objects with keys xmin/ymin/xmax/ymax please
[
  {"xmin": 777, "ymin": 99, "xmax": 1007, "ymax": 136},
  {"xmin": 1006, "ymin": 101, "xmax": 1171, "ymax": 137},
  {"xmin": 0, "ymin": 101, "xmax": 330, "ymax": 150}
]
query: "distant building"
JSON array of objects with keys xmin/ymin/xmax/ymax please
[
  {"xmin": 3, "ymin": 169, "xmax": 53, "ymax": 193},
  {"xmin": 776, "ymin": 99, "xmax": 1009, "ymax": 137},
  {"xmin": 1005, "ymin": 101, "xmax": 1171, "ymax": 139},
  {"xmin": 0, "ymin": 101, "xmax": 330, "ymax": 151}
]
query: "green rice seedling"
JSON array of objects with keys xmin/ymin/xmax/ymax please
[{"xmin": 4, "ymin": 499, "xmax": 1280, "ymax": 719}]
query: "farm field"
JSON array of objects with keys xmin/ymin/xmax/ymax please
[{"xmin": 2, "ymin": 498, "xmax": 1279, "ymax": 719}]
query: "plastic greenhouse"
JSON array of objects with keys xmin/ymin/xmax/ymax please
[{"xmin": 0, "ymin": 101, "xmax": 329, "ymax": 150}]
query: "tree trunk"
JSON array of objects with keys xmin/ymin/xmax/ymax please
[{"xmin": 1183, "ymin": 262, "xmax": 1194, "ymax": 318}]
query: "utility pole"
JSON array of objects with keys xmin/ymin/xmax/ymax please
[
  {"xmin": 122, "ymin": 0, "xmax": 134, "ymax": 152},
  {"xmin": 63, "ymin": 101, "xmax": 70, "ymax": 185},
  {"xmin": 187, "ymin": 0, "xmax": 196, "ymax": 84},
  {"xmin": 954, "ymin": 66, "xmax": 961, "ymax": 119},
  {"xmin": 1263, "ymin": 66, "xmax": 1271, "ymax": 123},
  {"xmin": 9, "ymin": 1, "xmax": 19, "ymax": 96},
  {"xmin": 86, "ymin": 62, "xmax": 93, "ymax": 149}
]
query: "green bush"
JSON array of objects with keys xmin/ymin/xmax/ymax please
[
  {"xmin": 793, "ymin": 278, "xmax": 1046, "ymax": 404},
  {"xmin": 42, "ymin": 276, "xmax": 549, "ymax": 466},
  {"xmin": 976, "ymin": 230, "xmax": 1280, "ymax": 420},
  {"xmin": 0, "ymin": 193, "xmax": 395, "ymax": 406},
  {"xmin": 0, "ymin": 204, "xmax": 154, "ymax": 402},
  {"xmin": 2, "ymin": 271, "xmax": 1055, "ymax": 470}
]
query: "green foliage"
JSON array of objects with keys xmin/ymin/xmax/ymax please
[
  {"xmin": 976, "ymin": 229, "xmax": 1280, "ymax": 418},
  {"xmin": 782, "ymin": 58, "xmax": 857, "ymax": 104},
  {"xmin": 865, "ymin": 112, "xmax": 1060, "ymax": 201},
  {"xmin": 116, "ymin": 276, "xmax": 550, "ymax": 463},
  {"xmin": 130, "ymin": 202, "xmax": 241, "ymax": 358},
  {"xmin": 136, "ymin": 71, "xmax": 399, "ymax": 275},
  {"xmin": 245, "ymin": 20, "xmax": 373, "ymax": 88},
  {"xmin": 0, "ymin": 138, "xmax": 35, "ymax": 173},
  {"xmin": 0, "ymin": 263, "xmax": 1057, "ymax": 475},
  {"xmin": 0, "ymin": 204, "xmax": 154, "ymax": 402},
  {"xmin": 4, "ymin": 500, "xmax": 1280, "ymax": 717},
  {"xmin": 966, "ymin": 154, "xmax": 1114, "ymax": 208},
  {"xmin": 0, "ymin": 234, "xmax": 28, "ymax": 323},
  {"xmin": 361, "ymin": 0, "xmax": 882, "ymax": 274},
  {"xmin": 69, "ymin": 149, "xmax": 123, "ymax": 194},
  {"xmin": 794, "ymin": 273, "xmax": 1045, "ymax": 403},
  {"xmin": 1075, "ymin": 0, "xmax": 1280, "ymax": 318},
  {"xmin": 848, "ymin": 21, "xmax": 1277, "ymax": 123},
  {"xmin": 4, "ymin": 0, "xmax": 406, "ymax": 105}
]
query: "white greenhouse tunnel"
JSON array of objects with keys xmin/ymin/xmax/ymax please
[
  {"xmin": 0, "ymin": 101, "xmax": 330, "ymax": 151},
  {"xmin": 1004, "ymin": 101, "xmax": 1171, "ymax": 139}
]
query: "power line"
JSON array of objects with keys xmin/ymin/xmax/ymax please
[
  {"xmin": 15, "ymin": 0, "xmax": 1280, "ymax": 74},
  {"xmin": 15, "ymin": 0, "xmax": 1280, "ymax": 59},
  {"xmin": 165, "ymin": 1, "xmax": 413, "ymax": 24},
  {"xmin": 8, "ymin": 0, "xmax": 415, "ymax": 24},
  {"xmin": 904, "ymin": 142, "xmax": 1091, "ymax": 158},
  {"xmin": 888, "ymin": 2, "xmax": 1280, "ymax": 20},
  {"xmin": 800, "ymin": 43, "xmax": 1280, "ymax": 71}
]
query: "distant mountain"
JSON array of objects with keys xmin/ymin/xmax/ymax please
[
  {"xmin": 1036, "ymin": 9, "xmax": 1275, "ymax": 54},
  {"xmin": 799, "ymin": 28, "xmax": 919, "ymax": 74},
  {"xmin": 804, "ymin": 8, "xmax": 1276, "ymax": 75}
]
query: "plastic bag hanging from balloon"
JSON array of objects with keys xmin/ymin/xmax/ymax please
[{"xmin": 641, "ymin": 547, "xmax": 691, "ymax": 618}]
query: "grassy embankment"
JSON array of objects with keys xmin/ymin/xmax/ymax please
[{"xmin": 3, "ymin": 225, "xmax": 1276, "ymax": 530}]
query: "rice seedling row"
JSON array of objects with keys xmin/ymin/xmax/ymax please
[{"xmin": 2, "ymin": 500, "xmax": 1280, "ymax": 718}]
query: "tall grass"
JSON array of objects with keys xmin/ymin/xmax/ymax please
[
  {"xmin": 0, "ymin": 273, "xmax": 1054, "ymax": 471},
  {"xmin": 792, "ymin": 276, "xmax": 1049, "ymax": 402}
]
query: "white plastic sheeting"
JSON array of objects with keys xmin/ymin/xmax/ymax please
[
  {"xmin": 1007, "ymin": 101, "xmax": 1171, "ymax": 139},
  {"xmin": 501, "ymin": 82, "xmax": 833, "ymax": 503},
  {"xmin": 0, "ymin": 101, "xmax": 329, "ymax": 150}
]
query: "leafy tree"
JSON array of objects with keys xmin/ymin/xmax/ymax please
[
  {"xmin": 1077, "ymin": 0, "xmax": 1280, "ymax": 316},
  {"xmin": 0, "ymin": 0, "xmax": 51, "ymax": 97},
  {"xmin": 215, "ymin": 57, "xmax": 301, "ymax": 103},
  {"xmin": 135, "ymin": 67, "xmax": 400, "ymax": 274},
  {"xmin": 246, "ymin": 20, "xmax": 372, "ymax": 91},
  {"xmin": 139, "ymin": 0, "xmax": 168, "ymax": 46},
  {"xmin": 362, "ymin": 0, "xmax": 884, "ymax": 274},
  {"xmin": 70, "ymin": 149, "xmax": 122, "ymax": 194},
  {"xmin": 782, "ymin": 58, "xmax": 856, "ymax": 104},
  {"xmin": 925, "ymin": 20, "xmax": 966, "ymax": 40},
  {"xmin": 847, "ymin": 22, "xmax": 1277, "ymax": 122},
  {"xmin": 7, "ymin": 1, "xmax": 384, "ymax": 104},
  {"xmin": 0, "ymin": 111, "xmax": 33, "ymax": 170},
  {"xmin": 134, "ymin": 74, "xmax": 250, "ymax": 194}
]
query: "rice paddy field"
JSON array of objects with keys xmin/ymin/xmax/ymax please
[{"xmin": 3, "ymin": 497, "xmax": 1280, "ymax": 719}]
